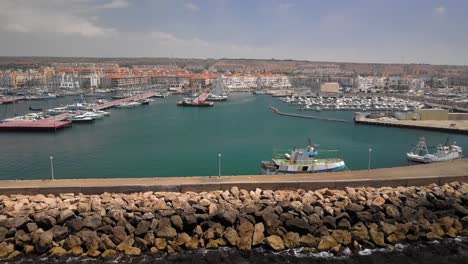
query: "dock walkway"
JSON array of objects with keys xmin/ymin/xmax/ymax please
[
  {"xmin": 94, "ymin": 91, "xmax": 158, "ymax": 110},
  {"xmin": 269, "ymin": 106, "xmax": 349, "ymax": 123},
  {"xmin": 355, "ymin": 117, "xmax": 468, "ymax": 134},
  {"xmin": 0, "ymin": 113, "xmax": 72, "ymax": 131},
  {"xmin": 1, "ymin": 158, "xmax": 467, "ymax": 195}
]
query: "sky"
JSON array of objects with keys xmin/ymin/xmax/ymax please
[{"xmin": 0, "ymin": 0, "xmax": 467, "ymax": 65}]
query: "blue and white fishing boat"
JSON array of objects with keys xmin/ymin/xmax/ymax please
[{"xmin": 261, "ymin": 141, "xmax": 346, "ymax": 174}]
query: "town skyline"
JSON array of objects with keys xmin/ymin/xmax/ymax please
[{"xmin": 1, "ymin": 0, "xmax": 467, "ymax": 65}]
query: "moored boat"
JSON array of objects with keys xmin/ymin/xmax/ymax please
[
  {"xmin": 407, "ymin": 137, "xmax": 463, "ymax": 163},
  {"xmin": 261, "ymin": 141, "xmax": 346, "ymax": 174},
  {"xmin": 115, "ymin": 101, "xmax": 142, "ymax": 108}
]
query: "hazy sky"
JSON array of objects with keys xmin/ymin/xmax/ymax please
[{"xmin": 0, "ymin": 0, "xmax": 467, "ymax": 65}]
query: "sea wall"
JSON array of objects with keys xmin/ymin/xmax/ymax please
[{"xmin": 0, "ymin": 182, "xmax": 467, "ymax": 260}]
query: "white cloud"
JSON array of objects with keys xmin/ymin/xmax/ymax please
[
  {"xmin": 98, "ymin": 0, "xmax": 130, "ymax": 9},
  {"xmin": 4, "ymin": 23, "xmax": 30, "ymax": 33},
  {"xmin": 435, "ymin": 5, "xmax": 446, "ymax": 15},
  {"xmin": 184, "ymin": 2, "xmax": 200, "ymax": 12},
  {"xmin": 0, "ymin": 0, "xmax": 117, "ymax": 37}
]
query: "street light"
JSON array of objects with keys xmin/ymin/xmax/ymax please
[
  {"xmin": 218, "ymin": 153, "xmax": 222, "ymax": 178},
  {"xmin": 368, "ymin": 148, "xmax": 372, "ymax": 171},
  {"xmin": 49, "ymin": 156, "xmax": 55, "ymax": 180}
]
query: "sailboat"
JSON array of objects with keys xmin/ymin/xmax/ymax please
[{"xmin": 207, "ymin": 77, "xmax": 229, "ymax": 101}]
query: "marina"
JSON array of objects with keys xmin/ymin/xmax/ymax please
[
  {"xmin": 0, "ymin": 94, "xmax": 467, "ymax": 180},
  {"xmin": 0, "ymin": 91, "xmax": 159, "ymax": 131},
  {"xmin": 282, "ymin": 95, "xmax": 425, "ymax": 112}
]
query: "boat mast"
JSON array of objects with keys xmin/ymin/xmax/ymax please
[{"xmin": 411, "ymin": 137, "xmax": 429, "ymax": 156}]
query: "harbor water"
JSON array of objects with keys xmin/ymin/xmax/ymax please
[{"xmin": 0, "ymin": 94, "xmax": 467, "ymax": 180}]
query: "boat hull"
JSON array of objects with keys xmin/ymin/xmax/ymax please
[
  {"xmin": 261, "ymin": 161, "xmax": 346, "ymax": 175},
  {"xmin": 407, "ymin": 153, "xmax": 462, "ymax": 163},
  {"xmin": 177, "ymin": 101, "xmax": 214, "ymax": 107}
]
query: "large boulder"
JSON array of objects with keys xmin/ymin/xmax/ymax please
[
  {"xmin": 283, "ymin": 232, "xmax": 300, "ymax": 248},
  {"xmin": 63, "ymin": 235, "xmax": 82, "ymax": 250},
  {"xmin": 49, "ymin": 246, "xmax": 67, "ymax": 257},
  {"xmin": 346, "ymin": 203, "xmax": 364, "ymax": 213},
  {"xmin": 100, "ymin": 234, "xmax": 116, "ymax": 250},
  {"xmin": 14, "ymin": 217, "xmax": 31, "ymax": 229},
  {"xmin": 156, "ymin": 226, "xmax": 177, "ymax": 240},
  {"xmin": 67, "ymin": 218, "xmax": 83, "ymax": 232},
  {"xmin": 223, "ymin": 227, "xmax": 239, "ymax": 246},
  {"xmin": 351, "ymin": 222, "xmax": 369, "ymax": 241},
  {"xmin": 35, "ymin": 230, "xmax": 53, "ymax": 253},
  {"xmin": 299, "ymin": 234, "xmax": 318, "ymax": 247},
  {"xmin": 284, "ymin": 218, "xmax": 312, "ymax": 234},
  {"xmin": 58, "ymin": 209, "xmax": 75, "ymax": 223},
  {"xmin": 83, "ymin": 215, "xmax": 102, "ymax": 230},
  {"xmin": 369, "ymin": 229, "xmax": 385, "ymax": 247},
  {"xmin": 134, "ymin": 220, "xmax": 149, "ymax": 237},
  {"xmin": 318, "ymin": 236, "xmax": 338, "ymax": 251},
  {"xmin": 217, "ymin": 210, "xmax": 238, "ymax": 226},
  {"xmin": 170, "ymin": 215, "xmax": 184, "ymax": 231},
  {"xmin": 37, "ymin": 216, "xmax": 56, "ymax": 230},
  {"xmin": 331, "ymin": 229, "xmax": 352, "ymax": 246},
  {"xmin": 385, "ymin": 205, "xmax": 401, "ymax": 219},
  {"xmin": 112, "ymin": 226, "xmax": 127, "ymax": 244},
  {"xmin": 14, "ymin": 230, "xmax": 31, "ymax": 247},
  {"xmin": 50, "ymin": 225, "xmax": 68, "ymax": 241},
  {"xmin": 322, "ymin": 216, "xmax": 336, "ymax": 229},
  {"xmin": 252, "ymin": 223, "xmax": 265, "ymax": 246},
  {"xmin": 78, "ymin": 230, "xmax": 100, "ymax": 250},
  {"xmin": 266, "ymin": 235, "xmax": 284, "ymax": 251}
]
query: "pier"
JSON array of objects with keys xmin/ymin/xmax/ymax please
[
  {"xmin": 93, "ymin": 91, "xmax": 159, "ymax": 110},
  {"xmin": 0, "ymin": 113, "xmax": 72, "ymax": 131},
  {"xmin": 355, "ymin": 117, "xmax": 468, "ymax": 134},
  {"xmin": 269, "ymin": 106, "xmax": 349, "ymax": 123},
  {"xmin": 0, "ymin": 158, "xmax": 466, "ymax": 195}
]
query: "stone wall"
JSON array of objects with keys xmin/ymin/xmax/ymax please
[{"xmin": 0, "ymin": 182, "xmax": 467, "ymax": 260}]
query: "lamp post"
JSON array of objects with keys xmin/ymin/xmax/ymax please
[
  {"xmin": 218, "ymin": 153, "xmax": 222, "ymax": 178},
  {"xmin": 368, "ymin": 148, "xmax": 372, "ymax": 171},
  {"xmin": 50, "ymin": 156, "xmax": 55, "ymax": 180}
]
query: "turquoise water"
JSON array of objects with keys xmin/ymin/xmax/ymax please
[{"xmin": 0, "ymin": 94, "xmax": 467, "ymax": 180}]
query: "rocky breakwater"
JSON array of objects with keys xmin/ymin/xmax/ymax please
[{"xmin": 0, "ymin": 182, "xmax": 468, "ymax": 260}]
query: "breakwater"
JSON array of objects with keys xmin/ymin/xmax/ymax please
[
  {"xmin": 269, "ymin": 106, "xmax": 349, "ymax": 122},
  {"xmin": 1, "ymin": 158, "xmax": 467, "ymax": 195},
  {"xmin": 0, "ymin": 181, "xmax": 467, "ymax": 260}
]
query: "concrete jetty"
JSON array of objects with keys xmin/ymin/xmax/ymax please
[
  {"xmin": 269, "ymin": 107, "xmax": 349, "ymax": 123},
  {"xmin": 94, "ymin": 91, "xmax": 158, "ymax": 110},
  {"xmin": 355, "ymin": 117, "xmax": 468, "ymax": 134},
  {"xmin": 1, "ymin": 158, "xmax": 467, "ymax": 195},
  {"xmin": 0, "ymin": 113, "xmax": 72, "ymax": 131}
]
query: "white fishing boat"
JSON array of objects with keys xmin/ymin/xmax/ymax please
[
  {"xmin": 407, "ymin": 137, "xmax": 463, "ymax": 163},
  {"xmin": 261, "ymin": 140, "xmax": 346, "ymax": 174}
]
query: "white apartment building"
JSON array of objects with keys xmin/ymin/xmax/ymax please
[
  {"xmin": 222, "ymin": 74, "xmax": 292, "ymax": 91},
  {"xmin": 257, "ymin": 74, "xmax": 292, "ymax": 89},
  {"xmin": 222, "ymin": 74, "xmax": 257, "ymax": 90}
]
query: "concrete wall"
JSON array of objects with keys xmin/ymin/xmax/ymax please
[
  {"xmin": 1, "ymin": 175, "xmax": 467, "ymax": 195},
  {"xmin": 415, "ymin": 109, "xmax": 449, "ymax": 120},
  {"xmin": 449, "ymin": 113, "xmax": 468, "ymax": 120}
]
